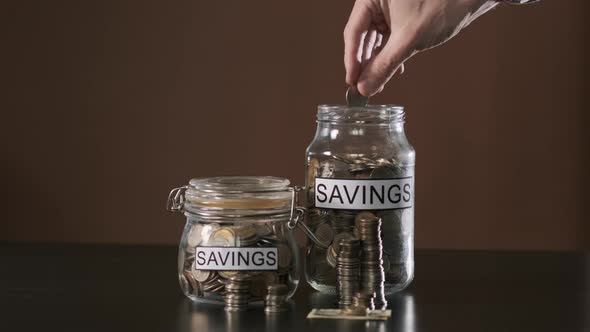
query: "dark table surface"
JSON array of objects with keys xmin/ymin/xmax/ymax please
[{"xmin": 1, "ymin": 243, "xmax": 588, "ymax": 332}]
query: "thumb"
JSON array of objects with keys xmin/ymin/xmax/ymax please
[{"xmin": 357, "ymin": 33, "xmax": 414, "ymax": 97}]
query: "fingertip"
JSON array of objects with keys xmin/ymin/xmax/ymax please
[
  {"xmin": 356, "ymin": 80, "xmax": 376, "ymax": 98},
  {"xmin": 345, "ymin": 65, "xmax": 361, "ymax": 87}
]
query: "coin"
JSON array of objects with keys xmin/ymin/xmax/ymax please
[
  {"xmin": 255, "ymin": 222, "xmax": 273, "ymax": 237},
  {"xmin": 224, "ymin": 275, "xmax": 251, "ymax": 312},
  {"xmin": 314, "ymin": 223, "xmax": 334, "ymax": 246},
  {"xmin": 200, "ymin": 223, "xmax": 220, "ymax": 246},
  {"xmin": 346, "ymin": 86, "xmax": 369, "ymax": 107},
  {"xmin": 236, "ymin": 224, "xmax": 257, "ymax": 246},
  {"xmin": 187, "ymin": 224, "xmax": 204, "ymax": 248},
  {"xmin": 332, "ymin": 232, "xmax": 355, "ymax": 253},
  {"xmin": 265, "ymin": 284, "xmax": 289, "ymax": 313},
  {"xmin": 219, "ymin": 270, "xmax": 239, "ymax": 279},
  {"xmin": 369, "ymin": 166, "xmax": 396, "ymax": 179},
  {"xmin": 210, "ymin": 227, "xmax": 236, "ymax": 246},
  {"xmin": 308, "ymin": 158, "xmax": 319, "ymax": 186},
  {"xmin": 192, "ymin": 269, "xmax": 213, "ymax": 282},
  {"xmin": 319, "ymin": 161, "xmax": 335, "ymax": 178},
  {"xmin": 250, "ymin": 272, "xmax": 279, "ymax": 298}
]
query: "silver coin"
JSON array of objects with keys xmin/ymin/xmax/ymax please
[
  {"xmin": 192, "ymin": 269, "xmax": 212, "ymax": 282},
  {"xmin": 346, "ymin": 86, "xmax": 368, "ymax": 107},
  {"xmin": 209, "ymin": 227, "xmax": 236, "ymax": 246},
  {"xmin": 200, "ymin": 223, "xmax": 220, "ymax": 246},
  {"xmin": 187, "ymin": 224, "xmax": 204, "ymax": 248}
]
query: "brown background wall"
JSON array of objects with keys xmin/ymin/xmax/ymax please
[{"xmin": 1, "ymin": 0, "xmax": 588, "ymax": 250}]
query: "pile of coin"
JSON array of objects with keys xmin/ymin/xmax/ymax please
[
  {"xmin": 264, "ymin": 284, "xmax": 289, "ymax": 313},
  {"xmin": 224, "ymin": 274, "xmax": 251, "ymax": 312},
  {"xmin": 179, "ymin": 221, "xmax": 295, "ymax": 306},
  {"xmin": 336, "ymin": 238, "xmax": 361, "ymax": 308},
  {"xmin": 357, "ymin": 212, "xmax": 387, "ymax": 309},
  {"xmin": 331, "ymin": 210, "xmax": 356, "ymax": 233}
]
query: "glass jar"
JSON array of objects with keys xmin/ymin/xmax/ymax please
[
  {"xmin": 304, "ymin": 105, "xmax": 415, "ymax": 297},
  {"xmin": 167, "ymin": 176, "xmax": 302, "ymax": 304}
]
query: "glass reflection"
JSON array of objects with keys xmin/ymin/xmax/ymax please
[{"xmin": 176, "ymin": 290, "xmax": 416, "ymax": 332}]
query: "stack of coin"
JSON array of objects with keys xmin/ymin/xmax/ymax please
[
  {"xmin": 331, "ymin": 210, "xmax": 356, "ymax": 233},
  {"xmin": 224, "ymin": 275, "xmax": 251, "ymax": 312},
  {"xmin": 351, "ymin": 291, "xmax": 375, "ymax": 311},
  {"xmin": 326, "ymin": 232, "xmax": 355, "ymax": 268},
  {"xmin": 236, "ymin": 225, "xmax": 257, "ymax": 246},
  {"xmin": 357, "ymin": 212, "xmax": 388, "ymax": 309},
  {"xmin": 307, "ymin": 208, "xmax": 330, "ymax": 228},
  {"xmin": 336, "ymin": 238, "xmax": 361, "ymax": 308},
  {"xmin": 264, "ymin": 284, "xmax": 289, "ymax": 313}
]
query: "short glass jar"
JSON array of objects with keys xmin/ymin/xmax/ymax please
[
  {"xmin": 167, "ymin": 176, "xmax": 301, "ymax": 304},
  {"xmin": 304, "ymin": 105, "xmax": 416, "ymax": 297}
]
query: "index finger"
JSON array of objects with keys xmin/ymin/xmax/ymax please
[{"xmin": 344, "ymin": 0, "xmax": 372, "ymax": 86}]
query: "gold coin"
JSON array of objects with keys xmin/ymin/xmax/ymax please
[
  {"xmin": 326, "ymin": 245, "xmax": 337, "ymax": 268},
  {"xmin": 209, "ymin": 227, "xmax": 236, "ymax": 246}
]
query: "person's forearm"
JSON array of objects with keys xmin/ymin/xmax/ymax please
[{"xmin": 498, "ymin": 0, "xmax": 540, "ymax": 4}]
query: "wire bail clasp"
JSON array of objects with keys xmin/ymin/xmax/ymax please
[
  {"xmin": 166, "ymin": 185, "xmax": 189, "ymax": 212},
  {"xmin": 286, "ymin": 186, "xmax": 330, "ymax": 250}
]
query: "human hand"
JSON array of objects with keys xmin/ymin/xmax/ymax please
[{"xmin": 344, "ymin": 0, "xmax": 499, "ymax": 97}]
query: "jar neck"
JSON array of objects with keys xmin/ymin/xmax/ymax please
[{"xmin": 316, "ymin": 104, "xmax": 405, "ymax": 125}]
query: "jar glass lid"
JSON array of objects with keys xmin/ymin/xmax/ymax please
[{"xmin": 183, "ymin": 176, "xmax": 293, "ymax": 216}]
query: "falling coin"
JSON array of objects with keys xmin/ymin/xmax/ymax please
[{"xmin": 346, "ymin": 86, "xmax": 369, "ymax": 107}]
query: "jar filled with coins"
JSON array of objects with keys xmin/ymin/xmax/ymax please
[
  {"xmin": 304, "ymin": 104, "xmax": 415, "ymax": 306},
  {"xmin": 167, "ymin": 176, "xmax": 302, "ymax": 306}
]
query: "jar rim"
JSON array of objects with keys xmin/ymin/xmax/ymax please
[
  {"xmin": 183, "ymin": 176, "xmax": 293, "ymax": 217},
  {"xmin": 189, "ymin": 176, "xmax": 290, "ymax": 193},
  {"xmin": 317, "ymin": 104, "xmax": 405, "ymax": 124}
]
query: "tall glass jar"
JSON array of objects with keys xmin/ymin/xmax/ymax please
[
  {"xmin": 167, "ymin": 176, "xmax": 301, "ymax": 304},
  {"xmin": 304, "ymin": 105, "xmax": 415, "ymax": 297}
]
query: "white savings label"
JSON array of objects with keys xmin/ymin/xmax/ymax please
[
  {"xmin": 315, "ymin": 177, "xmax": 413, "ymax": 210},
  {"xmin": 195, "ymin": 247, "xmax": 278, "ymax": 271}
]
